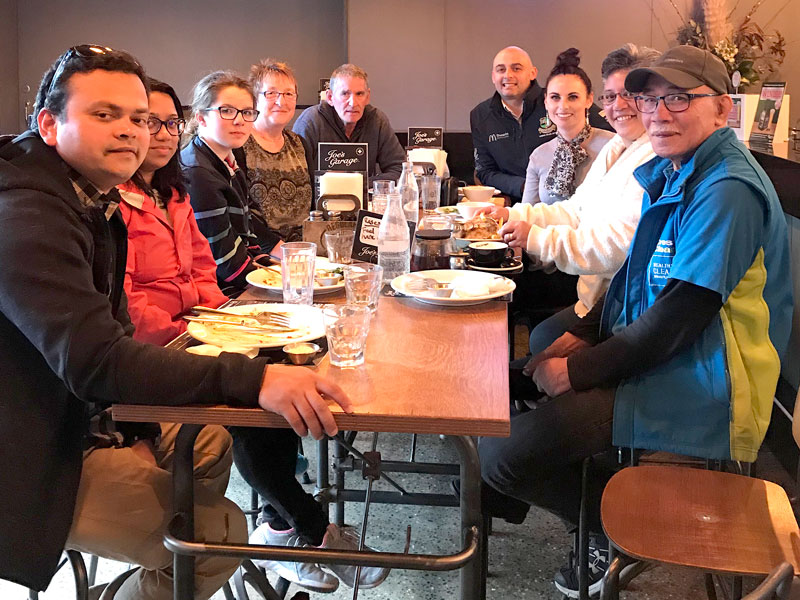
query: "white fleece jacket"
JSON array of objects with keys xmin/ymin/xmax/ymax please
[{"xmin": 507, "ymin": 132, "xmax": 655, "ymax": 316}]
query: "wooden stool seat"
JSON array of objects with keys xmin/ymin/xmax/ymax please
[{"xmin": 601, "ymin": 465, "xmax": 800, "ymax": 577}]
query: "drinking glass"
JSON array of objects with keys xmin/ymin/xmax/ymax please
[
  {"xmin": 323, "ymin": 304, "xmax": 371, "ymax": 367},
  {"xmin": 420, "ymin": 174, "xmax": 441, "ymax": 212},
  {"xmin": 281, "ymin": 242, "xmax": 316, "ymax": 305},
  {"xmin": 324, "ymin": 230, "xmax": 355, "ymax": 264},
  {"xmin": 371, "ymin": 180, "xmax": 395, "ymax": 214},
  {"xmin": 344, "ymin": 264, "xmax": 384, "ymax": 314}
]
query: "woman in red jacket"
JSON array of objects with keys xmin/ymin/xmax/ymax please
[{"xmin": 118, "ymin": 79, "xmax": 228, "ymax": 346}]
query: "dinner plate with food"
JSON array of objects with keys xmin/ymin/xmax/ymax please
[
  {"xmin": 391, "ymin": 269, "xmax": 516, "ymax": 306},
  {"xmin": 453, "ymin": 214, "xmax": 503, "ymax": 250},
  {"xmin": 246, "ymin": 257, "xmax": 346, "ymax": 294},
  {"xmin": 185, "ymin": 303, "xmax": 325, "ymax": 349}
]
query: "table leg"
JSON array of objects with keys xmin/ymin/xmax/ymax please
[
  {"xmin": 334, "ymin": 433, "xmax": 347, "ymax": 526},
  {"xmin": 449, "ymin": 436, "xmax": 485, "ymax": 600},
  {"xmin": 317, "ymin": 436, "xmax": 330, "ymax": 521},
  {"xmin": 172, "ymin": 423, "xmax": 204, "ymax": 600}
]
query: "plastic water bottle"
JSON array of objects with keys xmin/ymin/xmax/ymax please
[
  {"xmin": 398, "ymin": 161, "xmax": 419, "ymax": 225},
  {"xmin": 378, "ymin": 191, "xmax": 410, "ymax": 284}
]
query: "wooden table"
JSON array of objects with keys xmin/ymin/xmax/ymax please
[{"xmin": 113, "ymin": 294, "xmax": 510, "ymax": 600}]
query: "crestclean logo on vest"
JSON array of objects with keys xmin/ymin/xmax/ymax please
[{"xmin": 488, "ymin": 132, "xmax": 510, "ymax": 143}]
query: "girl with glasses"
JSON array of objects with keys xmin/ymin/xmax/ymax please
[
  {"xmin": 244, "ymin": 59, "xmax": 312, "ymax": 242},
  {"xmin": 118, "ymin": 78, "xmax": 228, "ymax": 345},
  {"xmin": 181, "ymin": 71, "xmax": 282, "ymax": 291}
]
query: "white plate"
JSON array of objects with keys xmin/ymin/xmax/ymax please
[
  {"xmin": 391, "ymin": 269, "xmax": 516, "ymax": 306},
  {"xmin": 246, "ymin": 257, "xmax": 345, "ymax": 295},
  {"xmin": 186, "ymin": 303, "xmax": 325, "ymax": 349},
  {"xmin": 467, "ymin": 258, "xmax": 524, "ymax": 274}
]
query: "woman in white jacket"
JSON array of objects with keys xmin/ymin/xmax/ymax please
[{"xmin": 490, "ymin": 43, "xmax": 661, "ymax": 357}]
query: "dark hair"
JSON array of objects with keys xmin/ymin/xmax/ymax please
[
  {"xmin": 185, "ymin": 70, "xmax": 254, "ymax": 138},
  {"xmin": 545, "ymin": 48, "xmax": 592, "ymax": 95},
  {"xmin": 31, "ymin": 45, "xmax": 148, "ymax": 132},
  {"xmin": 130, "ymin": 77, "xmax": 188, "ymax": 203},
  {"xmin": 601, "ymin": 43, "xmax": 661, "ymax": 80}
]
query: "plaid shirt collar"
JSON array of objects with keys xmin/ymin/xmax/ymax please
[{"xmin": 67, "ymin": 167, "xmax": 121, "ymax": 219}]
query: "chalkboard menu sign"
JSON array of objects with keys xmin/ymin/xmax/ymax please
[
  {"xmin": 351, "ymin": 209, "xmax": 416, "ymax": 264},
  {"xmin": 407, "ymin": 127, "xmax": 443, "ymax": 148},
  {"xmin": 318, "ymin": 142, "xmax": 369, "ymax": 172}
]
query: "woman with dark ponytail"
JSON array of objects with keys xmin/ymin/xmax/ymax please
[{"xmin": 521, "ymin": 48, "xmax": 613, "ymax": 205}]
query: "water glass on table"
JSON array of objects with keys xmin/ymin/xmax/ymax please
[
  {"xmin": 323, "ymin": 304, "xmax": 371, "ymax": 367},
  {"xmin": 371, "ymin": 180, "xmax": 395, "ymax": 214},
  {"xmin": 420, "ymin": 174, "xmax": 441, "ymax": 213},
  {"xmin": 344, "ymin": 264, "xmax": 383, "ymax": 314},
  {"xmin": 281, "ymin": 242, "xmax": 316, "ymax": 305},
  {"xmin": 324, "ymin": 230, "xmax": 354, "ymax": 264}
]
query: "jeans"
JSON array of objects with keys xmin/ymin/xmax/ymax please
[
  {"xmin": 229, "ymin": 427, "xmax": 329, "ymax": 545},
  {"xmin": 528, "ymin": 305, "xmax": 583, "ymax": 356},
  {"xmin": 479, "ymin": 387, "xmax": 616, "ymax": 532}
]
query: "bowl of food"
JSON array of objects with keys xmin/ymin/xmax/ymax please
[
  {"xmin": 314, "ymin": 271, "xmax": 343, "ymax": 286},
  {"xmin": 456, "ymin": 201, "xmax": 494, "ymax": 220},
  {"xmin": 283, "ymin": 342, "xmax": 321, "ymax": 365},
  {"xmin": 461, "ymin": 185, "xmax": 497, "ymax": 203}
]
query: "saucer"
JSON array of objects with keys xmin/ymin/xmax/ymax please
[{"xmin": 466, "ymin": 257, "xmax": 524, "ymax": 274}]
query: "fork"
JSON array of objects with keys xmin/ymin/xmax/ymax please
[
  {"xmin": 183, "ymin": 315, "xmax": 296, "ymax": 333},
  {"xmin": 191, "ymin": 306, "xmax": 293, "ymax": 327}
]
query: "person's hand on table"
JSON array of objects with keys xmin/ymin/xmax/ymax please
[
  {"xmin": 259, "ymin": 365, "xmax": 352, "ymax": 440},
  {"xmin": 499, "ymin": 220, "xmax": 531, "ymax": 249}
]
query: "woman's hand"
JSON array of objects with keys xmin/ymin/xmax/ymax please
[
  {"xmin": 499, "ymin": 220, "xmax": 531, "ymax": 249},
  {"xmin": 475, "ymin": 206, "xmax": 509, "ymax": 221}
]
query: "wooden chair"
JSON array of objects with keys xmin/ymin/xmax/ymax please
[{"xmin": 599, "ymin": 464, "xmax": 800, "ymax": 600}]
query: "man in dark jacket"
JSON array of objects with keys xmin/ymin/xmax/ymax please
[
  {"xmin": 0, "ymin": 45, "xmax": 350, "ymax": 598},
  {"xmin": 470, "ymin": 46, "xmax": 609, "ymax": 203},
  {"xmin": 293, "ymin": 63, "xmax": 405, "ymax": 186}
]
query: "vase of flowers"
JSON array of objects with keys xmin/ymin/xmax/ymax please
[{"xmin": 669, "ymin": 0, "xmax": 786, "ymax": 90}]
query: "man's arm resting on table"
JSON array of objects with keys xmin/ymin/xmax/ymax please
[{"xmin": 566, "ymin": 279, "xmax": 723, "ymax": 391}]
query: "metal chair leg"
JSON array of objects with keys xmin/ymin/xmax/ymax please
[
  {"xmin": 578, "ymin": 457, "xmax": 592, "ymax": 600},
  {"xmin": 98, "ymin": 568, "xmax": 137, "ymax": 600},
  {"xmin": 87, "ymin": 555, "xmax": 99, "ymax": 587},
  {"xmin": 704, "ymin": 573, "xmax": 718, "ymax": 600},
  {"xmin": 65, "ymin": 549, "xmax": 89, "ymax": 600}
]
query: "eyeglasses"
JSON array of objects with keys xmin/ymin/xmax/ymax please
[
  {"xmin": 147, "ymin": 116, "xmax": 185, "ymax": 136},
  {"xmin": 202, "ymin": 106, "xmax": 259, "ymax": 121},
  {"xmin": 634, "ymin": 93, "xmax": 721, "ymax": 113},
  {"xmin": 262, "ymin": 91, "xmax": 297, "ymax": 101},
  {"xmin": 598, "ymin": 91, "xmax": 636, "ymax": 106},
  {"xmin": 46, "ymin": 45, "xmax": 137, "ymax": 101}
]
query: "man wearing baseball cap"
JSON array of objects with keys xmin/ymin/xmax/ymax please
[{"xmin": 479, "ymin": 45, "xmax": 792, "ymax": 595}]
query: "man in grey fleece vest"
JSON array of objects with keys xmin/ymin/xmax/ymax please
[{"xmin": 293, "ymin": 63, "xmax": 405, "ymax": 188}]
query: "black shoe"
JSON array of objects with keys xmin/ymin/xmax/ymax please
[
  {"xmin": 450, "ymin": 479, "xmax": 530, "ymax": 524},
  {"xmin": 553, "ymin": 537, "xmax": 610, "ymax": 598}
]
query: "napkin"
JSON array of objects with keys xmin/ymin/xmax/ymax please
[{"xmin": 408, "ymin": 148, "xmax": 450, "ymax": 178}]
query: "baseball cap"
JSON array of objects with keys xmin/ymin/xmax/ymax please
[{"xmin": 625, "ymin": 45, "xmax": 733, "ymax": 95}]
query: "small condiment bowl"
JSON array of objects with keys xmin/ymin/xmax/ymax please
[
  {"xmin": 283, "ymin": 342, "xmax": 321, "ymax": 365},
  {"xmin": 315, "ymin": 273, "xmax": 343, "ymax": 286},
  {"xmin": 429, "ymin": 283, "xmax": 453, "ymax": 298}
]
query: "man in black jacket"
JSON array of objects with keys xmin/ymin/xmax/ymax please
[
  {"xmin": 470, "ymin": 46, "xmax": 609, "ymax": 203},
  {"xmin": 0, "ymin": 45, "xmax": 350, "ymax": 599}
]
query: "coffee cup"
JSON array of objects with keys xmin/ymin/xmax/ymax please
[{"xmin": 468, "ymin": 240, "xmax": 513, "ymax": 267}]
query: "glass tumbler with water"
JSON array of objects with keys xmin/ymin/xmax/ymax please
[
  {"xmin": 420, "ymin": 174, "xmax": 441, "ymax": 212},
  {"xmin": 344, "ymin": 264, "xmax": 383, "ymax": 313},
  {"xmin": 372, "ymin": 180, "xmax": 395, "ymax": 214},
  {"xmin": 324, "ymin": 304, "xmax": 371, "ymax": 367},
  {"xmin": 281, "ymin": 242, "xmax": 316, "ymax": 305}
]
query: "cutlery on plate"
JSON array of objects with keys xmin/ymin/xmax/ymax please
[
  {"xmin": 183, "ymin": 315, "xmax": 296, "ymax": 333},
  {"xmin": 191, "ymin": 306, "xmax": 292, "ymax": 327}
]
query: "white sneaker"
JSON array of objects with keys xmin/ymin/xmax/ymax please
[
  {"xmin": 320, "ymin": 524, "xmax": 391, "ymax": 589},
  {"xmin": 249, "ymin": 524, "xmax": 339, "ymax": 593}
]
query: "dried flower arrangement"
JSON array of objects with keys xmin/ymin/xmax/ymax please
[{"xmin": 667, "ymin": 0, "xmax": 787, "ymax": 88}]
